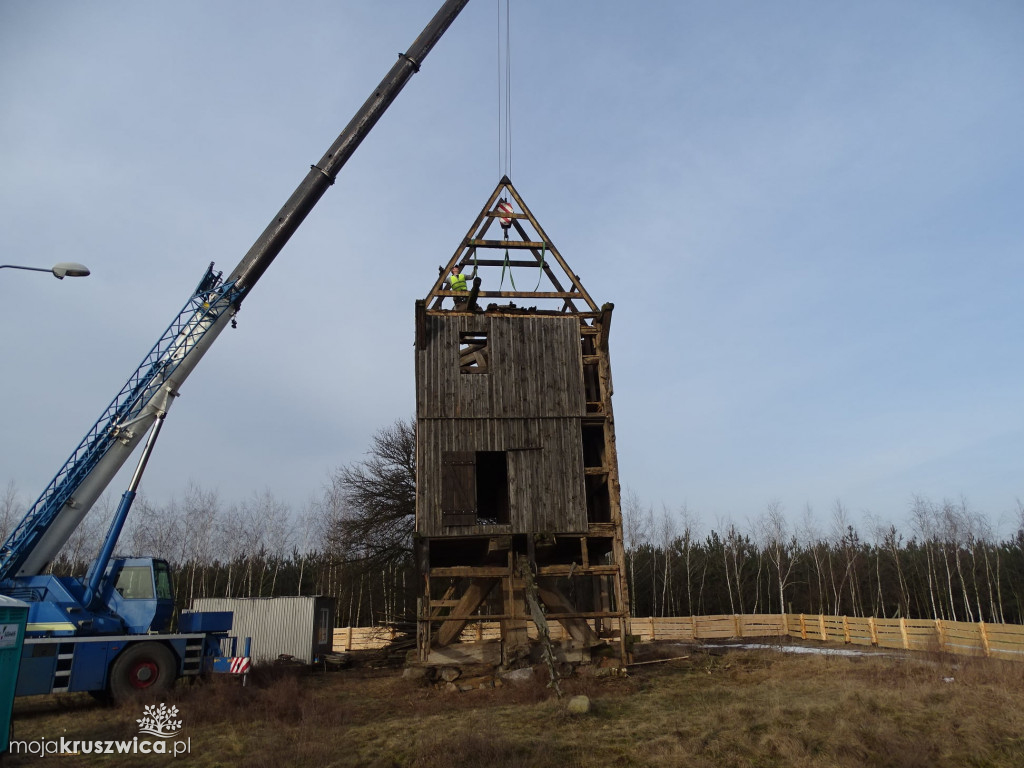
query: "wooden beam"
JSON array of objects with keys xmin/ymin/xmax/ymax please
[
  {"xmin": 501, "ymin": 551, "xmax": 529, "ymax": 663},
  {"xmin": 474, "ymin": 290, "xmax": 583, "ymax": 299},
  {"xmin": 503, "ymin": 182, "xmax": 599, "ymax": 312},
  {"xmin": 415, "ymin": 299, "xmax": 427, "ymax": 350},
  {"xmin": 536, "ymin": 564, "xmax": 620, "ymax": 576},
  {"xmin": 436, "ymin": 577, "xmax": 498, "ymax": 646},
  {"xmin": 598, "ymin": 303, "xmax": 614, "ymax": 353},
  {"xmin": 462, "ymin": 259, "xmax": 542, "ymax": 268},
  {"xmin": 467, "ymin": 239, "xmax": 547, "ymax": 249},
  {"xmin": 430, "ymin": 566, "xmax": 510, "ymax": 578},
  {"xmin": 537, "ymin": 582, "xmax": 600, "ymax": 647}
]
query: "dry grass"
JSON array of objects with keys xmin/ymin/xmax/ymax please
[{"xmin": 9, "ymin": 643, "xmax": 1024, "ymax": 767}]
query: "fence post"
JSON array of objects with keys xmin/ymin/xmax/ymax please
[
  {"xmin": 649, "ymin": 616, "xmax": 656, "ymax": 641},
  {"xmin": 691, "ymin": 614, "xmax": 698, "ymax": 641},
  {"xmin": 842, "ymin": 616, "xmax": 851, "ymax": 644},
  {"xmin": 819, "ymin": 614, "xmax": 827, "ymax": 642},
  {"xmin": 347, "ymin": 625, "xmax": 354, "ymax": 652},
  {"xmin": 799, "ymin": 614, "xmax": 807, "ymax": 640},
  {"xmin": 979, "ymin": 621, "xmax": 991, "ymax": 658},
  {"xmin": 899, "ymin": 617, "xmax": 909, "ymax": 650},
  {"xmin": 935, "ymin": 619, "xmax": 945, "ymax": 652},
  {"xmin": 734, "ymin": 615, "xmax": 742, "ymax": 639},
  {"xmin": 781, "ymin": 613, "xmax": 789, "ymax": 637},
  {"xmin": 868, "ymin": 616, "xmax": 878, "ymax": 646}
]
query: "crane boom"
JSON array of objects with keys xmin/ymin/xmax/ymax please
[{"xmin": 0, "ymin": 0, "xmax": 471, "ymax": 581}]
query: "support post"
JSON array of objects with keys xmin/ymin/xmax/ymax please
[{"xmin": 979, "ymin": 621, "xmax": 991, "ymax": 657}]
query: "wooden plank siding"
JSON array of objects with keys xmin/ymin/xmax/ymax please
[
  {"xmin": 417, "ymin": 418, "xmax": 587, "ymax": 536},
  {"xmin": 416, "ymin": 314, "xmax": 585, "ymax": 420},
  {"xmin": 416, "ymin": 313, "xmax": 588, "ymax": 537}
]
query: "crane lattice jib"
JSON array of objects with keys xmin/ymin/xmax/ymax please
[
  {"xmin": 0, "ymin": 265, "xmax": 245, "ymax": 580},
  {"xmin": 1, "ymin": 0, "xmax": 472, "ymax": 581}
]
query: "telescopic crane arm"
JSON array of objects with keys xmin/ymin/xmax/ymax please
[{"xmin": 0, "ymin": 0, "xmax": 471, "ymax": 582}]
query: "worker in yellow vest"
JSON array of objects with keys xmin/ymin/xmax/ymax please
[{"xmin": 446, "ymin": 263, "xmax": 477, "ymax": 308}]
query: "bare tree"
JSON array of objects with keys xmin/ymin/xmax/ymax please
[
  {"xmin": 829, "ymin": 500, "xmax": 862, "ymax": 616},
  {"xmin": 325, "ymin": 419, "xmax": 416, "ymax": 568},
  {"xmin": 723, "ymin": 519, "xmax": 747, "ymax": 614},
  {"xmin": 217, "ymin": 502, "xmax": 250, "ymax": 597},
  {"xmin": 761, "ymin": 500, "xmax": 797, "ymax": 615},
  {"xmin": 941, "ymin": 498, "xmax": 972, "ymax": 622},
  {"xmin": 52, "ymin": 493, "xmax": 116, "ymax": 574},
  {"xmin": 181, "ymin": 483, "xmax": 219, "ymax": 603},
  {"xmin": 911, "ymin": 495, "xmax": 941, "ymax": 619},
  {"xmin": 678, "ymin": 503, "xmax": 700, "ymax": 616},
  {"xmin": 864, "ymin": 514, "xmax": 888, "ymax": 618},
  {"xmin": 658, "ymin": 505, "xmax": 677, "ymax": 616},
  {"xmin": 621, "ymin": 487, "xmax": 650, "ymax": 616},
  {"xmin": 799, "ymin": 505, "xmax": 826, "ymax": 614},
  {"xmin": 293, "ymin": 500, "xmax": 323, "ymax": 597},
  {"xmin": 126, "ymin": 494, "xmax": 183, "ymax": 565},
  {"xmin": 0, "ymin": 480, "xmax": 21, "ymax": 543}
]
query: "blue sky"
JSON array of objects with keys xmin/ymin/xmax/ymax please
[{"xmin": 1, "ymin": 0, "xmax": 1022, "ymax": 538}]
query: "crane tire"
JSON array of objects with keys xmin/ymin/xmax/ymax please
[{"xmin": 109, "ymin": 642, "xmax": 177, "ymax": 702}]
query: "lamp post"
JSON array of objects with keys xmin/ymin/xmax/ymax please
[{"xmin": 0, "ymin": 262, "xmax": 91, "ymax": 280}]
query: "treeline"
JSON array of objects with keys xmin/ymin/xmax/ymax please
[
  {"xmin": 0, "ymin": 478, "xmax": 418, "ymax": 628},
  {"xmin": 623, "ymin": 492, "xmax": 1024, "ymax": 625},
  {"xmin": 4, "ymin": 421, "xmax": 1024, "ymax": 627}
]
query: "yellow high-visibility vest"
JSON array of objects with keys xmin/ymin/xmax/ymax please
[{"xmin": 449, "ymin": 272, "xmax": 468, "ymax": 291}]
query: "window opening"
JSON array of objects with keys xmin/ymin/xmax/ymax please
[
  {"xmin": 475, "ymin": 451, "xmax": 509, "ymax": 525},
  {"xmin": 459, "ymin": 331, "xmax": 489, "ymax": 373},
  {"xmin": 441, "ymin": 450, "xmax": 510, "ymax": 526},
  {"xmin": 582, "ymin": 423, "xmax": 606, "ymax": 468}
]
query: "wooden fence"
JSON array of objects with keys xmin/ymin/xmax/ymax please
[{"xmin": 333, "ymin": 614, "xmax": 1024, "ymax": 662}]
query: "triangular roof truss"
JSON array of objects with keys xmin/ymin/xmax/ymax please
[{"xmin": 425, "ymin": 176, "xmax": 600, "ymax": 316}]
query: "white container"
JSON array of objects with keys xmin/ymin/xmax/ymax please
[{"xmin": 191, "ymin": 596, "xmax": 334, "ymax": 665}]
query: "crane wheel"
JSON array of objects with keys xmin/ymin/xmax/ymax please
[{"xmin": 109, "ymin": 642, "xmax": 177, "ymax": 702}]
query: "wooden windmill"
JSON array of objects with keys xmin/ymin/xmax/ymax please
[{"xmin": 414, "ymin": 176, "xmax": 631, "ymax": 667}]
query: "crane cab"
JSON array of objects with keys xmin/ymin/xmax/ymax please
[{"xmin": 92, "ymin": 557, "xmax": 175, "ymax": 635}]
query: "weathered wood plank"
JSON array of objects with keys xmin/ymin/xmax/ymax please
[
  {"xmin": 537, "ymin": 582, "xmax": 600, "ymax": 647},
  {"xmin": 436, "ymin": 578, "xmax": 498, "ymax": 646}
]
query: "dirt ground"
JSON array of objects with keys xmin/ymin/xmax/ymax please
[{"xmin": 7, "ymin": 640, "xmax": 1024, "ymax": 767}]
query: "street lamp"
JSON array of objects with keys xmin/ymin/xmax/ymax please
[{"xmin": 0, "ymin": 262, "xmax": 91, "ymax": 280}]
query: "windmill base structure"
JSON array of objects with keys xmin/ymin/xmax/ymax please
[{"xmin": 414, "ymin": 177, "xmax": 632, "ymax": 668}]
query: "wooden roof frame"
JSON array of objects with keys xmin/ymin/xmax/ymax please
[{"xmin": 425, "ymin": 176, "xmax": 600, "ymax": 315}]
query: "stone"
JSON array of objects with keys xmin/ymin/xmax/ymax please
[
  {"xmin": 567, "ymin": 695, "xmax": 591, "ymax": 715},
  {"xmin": 456, "ymin": 675, "xmax": 494, "ymax": 691},
  {"xmin": 402, "ymin": 666, "xmax": 429, "ymax": 682},
  {"xmin": 499, "ymin": 667, "xmax": 535, "ymax": 684},
  {"xmin": 439, "ymin": 666, "xmax": 462, "ymax": 682}
]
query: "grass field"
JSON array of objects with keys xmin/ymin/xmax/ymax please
[{"xmin": 8, "ymin": 641, "xmax": 1024, "ymax": 767}]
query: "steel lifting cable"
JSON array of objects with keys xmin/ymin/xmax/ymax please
[
  {"xmin": 497, "ymin": 0, "xmax": 512, "ymax": 180},
  {"xmin": 494, "ymin": 1, "xmax": 545, "ymax": 294}
]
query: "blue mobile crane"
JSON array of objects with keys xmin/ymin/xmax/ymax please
[{"xmin": 0, "ymin": 0, "xmax": 471, "ymax": 701}]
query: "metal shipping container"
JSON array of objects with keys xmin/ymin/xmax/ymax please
[{"xmin": 190, "ymin": 596, "xmax": 334, "ymax": 665}]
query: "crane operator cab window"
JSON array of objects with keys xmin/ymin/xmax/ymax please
[
  {"xmin": 153, "ymin": 560, "xmax": 174, "ymax": 600},
  {"xmin": 115, "ymin": 566, "xmax": 154, "ymax": 600},
  {"xmin": 113, "ymin": 561, "xmax": 173, "ymax": 600}
]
